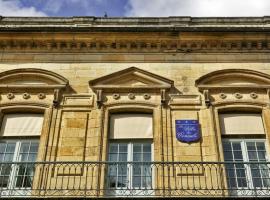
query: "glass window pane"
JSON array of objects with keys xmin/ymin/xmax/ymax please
[
  {"xmin": 258, "ymin": 151, "xmax": 266, "ymax": 161},
  {"xmin": 119, "ymin": 144, "xmax": 127, "ymax": 153},
  {"xmin": 224, "ymin": 151, "xmax": 233, "ymax": 161},
  {"xmin": 133, "ymin": 165, "xmax": 141, "ymax": 175},
  {"xmin": 109, "ymin": 153, "xmax": 118, "ymax": 162},
  {"xmin": 109, "ymin": 144, "xmax": 118, "ymax": 153},
  {"xmin": 246, "ymin": 142, "xmax": 256, "ymax": 150},
  {"xmin": 256, "ymin": 142, "xmax": 266, "ymax": 151},
  {"xmin": 133, "ymin": 144, "xmax": 141, "ymax": 153},
  {"xmin": 30, "ymin": 143, "xmax": 39, "ymax": 153},
  {"xmin": 143, "ymin": 144, "xmax": 151, "ymax": 153},
  {"xmin": 142, "ymin": 176, "xmax": 152, "ymax": 188},
  {"xmin": 117, "ymin": 176, "xmax": 127, "ymax": 188},
  {"xmin": 248, "ymin": 151, "xmax": 258, "ymax": 160},
  {"xmin": 20, "ymin": 154, "xmax": 29, "ymax": 162},
  {"xmin": 118, "ymin": 165, "xmax": 127, "ymax": 176},
  {"xmin": 108, "ymin": 165, "xmax": 117, "ymax": 176},
  {"xmin": 223, "ymin": 142, "xmax": 232, "ymax": 151},
  {"xmin": 132, "ymin": 176, "xmax": 141, "ymax": 188},
  {"xmin": 0, "ymin": 176, "xmax": 9, "ymax": 187},
  {"xmin": 143, "ymin": 153, "xmax": 151, "ymax": 162},
  {"xmin": 118, "ymin": 153, "xmax": 127, "ymax": 161},
  {"xmin": 233, "ymin": 151, "xmax": 243, "ymax": 160},
  {"xmin": 3, "ymin": 153, "xmax": 14, "ymax": 162},
  {"xmin": 20, "ymin": 143, "xmax": 30, "ymax": 153},
  {"xmin": 28, "ymin": 154, "xmax": 37, "ymax": 162},
  {"xmin": 232, "ymin": 143, "xmax": 241, "ymax": 151},
  {"xmin": 6, "ymin": 143, "xmax": 15, "ymax": 153},
  {"xmin": 0, "ymin": 142, "xmax": 6, "ymax": 152},
  {"xmin": 133, "ymin": 153, "xmax": 142, "ymax": 161}
]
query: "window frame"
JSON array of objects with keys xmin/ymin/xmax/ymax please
[
  {"xmin": 107, "ymin": 139, "xmax": 154, "ymax": 190},
  {"xmin": 0, "ymin": 138, "xmax": 39, "ymax": 190},
  {"xmin": 222, "ymin": 138, "xmax": 270, "ymax": 190}
]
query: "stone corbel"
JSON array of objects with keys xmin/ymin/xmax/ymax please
[
  {"xmin": 203, "ymin": 89, "xmax": 211, "ymax": 108},
  {"xmin": 96, "ymin": 89, "xmax": 103, "ymax": 108},
  {"xmin": 161, "ymin": 89, "xmax": 166, "ymax": 105},
  {"xmin": 53, "ymin": 89, "xmax": 60, "ymax": 107},
  {"xmin": 267, "ymin": 89, "xmax": 270, "ymax": 107}
]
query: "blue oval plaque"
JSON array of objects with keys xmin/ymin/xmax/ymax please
[{"xmin": 175, "ymin": 120, "xmax": 200, "ymax": 143}]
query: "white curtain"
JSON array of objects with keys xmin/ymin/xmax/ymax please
[
  {"xmin": 219, "ymin": 113, "xmax": 265, "ymax": 135},
  {"xmin": 110, "ymin": 114, "xmax": 153, "ymax": 139},
  {"xmin": 1, "ymin": 114, "xmax": 44, "ymax": 136}
]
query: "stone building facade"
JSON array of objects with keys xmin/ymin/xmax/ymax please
[{"xmin": 0, "ymin": 16, "xmax": 270, "ymax": 197}]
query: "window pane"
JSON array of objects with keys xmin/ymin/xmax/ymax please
[
  {"xmin": 224, "ymin": 151, "xmax": 233, "ymax": 161},
  {"xmin": 256, "ymin": 142, "xmax": 266, "ymax": 151},
  {"xmin": 246, "ymin": 142, "xmax": 256, "ymax": 151},
  {"xmin": 258, "ymin": 151, "xmax": 266, "ymax": 161},
  {"xmin": 248, "ymin": 151, "xmax": 258, "ymax": 160},
  {"xmin": 109, "ymin": 144, "xmax": 118, "ymax": 153},
  {"xmin": 109, "ymin": 153, "xmax": 118, "ymax": 162},
  {"xmin": 132, "ymin": 176, "xmax": 141, "ymax": 188},
  {"xmin": 117, "ymin": 176, "xmax": 127, "ymax": 187},
  {"xmin": 223, "ymin": 142, "xmax": 232, "ymax": 151},
  {"xmin": 3, "ymin": 153, "xmax": 14, "ymax": 162},
  {"xmin": 0, "ymin": 142, "xmax": 6, "ymax": 152},
  {"xmin": 118, "ymin": 153, "xmax": 127, "ymax": 162},
  {"xmin": 119, "ymin": 144, "xmax": 127, "ymax": 153},
  {"xmin": 118, "ymin": 164, "xmax": 127, "ymax": 176},
  {"xmin": 143, "ymin": 144, "xmax": 151, "ymax": 153},
  {"xmin": 6, "ymin": 143, "xmax": 15, "ymax": 153},
  {"xmin": 133, "ymin": 153, "xmax": 142, "ymax": 161},
  {"xmin": 0, "ymin": 176, "xmax": 10, "ymax": 187},
  {"xmin": 143, "ymin": 153, "xmax": 151, "ymax": 162},
  {"xmin": 232, "ymin": 143, "xmax": 241, "ymax": 151},
  {"xmin": 30, "ymin": 143, "xmax": 39, "ymax": 153},
  {"xmin": 133, "ymin": 144, "xmax": 141, "ymax": 153},
  {"xmin": 233, "ymin": 151, "xmax": 243, "ymax": 160},
  {"xmin": 133, "ymin": 165, "xmax": 141, "ymax": 175},
  {"xmin": 28, "ymin": 154, "xmax": 37, "ymax": 162},
  {"xmin": 20, "ymin": 142, "xmax": 30, "ymax": 153},
  {"xmin": 142, "ymin": 176, "xmax": 152, "ymax": 188}
]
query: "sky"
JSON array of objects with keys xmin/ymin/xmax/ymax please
[{"xmin": 0, "ymin": 0, "xmax": 269, "ymax": 17}]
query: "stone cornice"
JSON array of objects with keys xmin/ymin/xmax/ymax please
[
  {"xmin": 0, "ymin": 39, "xmax": 270, "ymax": 52},
  {"xmin": 0, "ymin": 16, "xmax": 270, "ymax": 32}
]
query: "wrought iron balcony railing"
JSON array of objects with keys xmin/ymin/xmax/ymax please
[{"xmin": 0, "ymin": 161, "xmax": 270, "ymax": 197}]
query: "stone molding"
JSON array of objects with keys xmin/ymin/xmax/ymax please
[
  {"xmin": 196, "ymin": 69, "xmax": 270, "ymax": 91},
  {"xmin": 0, "ymin": 68, "xmax": 69, "ymax": 107},
  {"xmin": 1, "ymin": 39, "xmax": 270, "ymax": 53},
  {"xmin": 196, "ymin": 69, "xmax": 270, "ymax": 107},
  {"xmin": 0, "ymin": 68, "xmax": 69, "ymax": 89}
]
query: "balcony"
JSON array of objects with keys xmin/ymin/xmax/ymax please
[{"xmin": 0, "ymin": 161, "xmax": 270, "ymax": 198}]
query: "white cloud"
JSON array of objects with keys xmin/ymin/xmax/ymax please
[
  {"xmin": 125, "ymin": 0, "xmax": 270, "ymax": 17},
  {"xmin": 0, "ymin": 0, "xmax": 47, "ymax": 17}
]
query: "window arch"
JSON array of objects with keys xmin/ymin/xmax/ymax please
[{"xmin": 0, "ymin": 68, "xmax": 69, "ymax": 89}]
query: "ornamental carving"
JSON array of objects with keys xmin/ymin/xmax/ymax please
[
  {"xmin": 250, "ymin": 92, "xmax": 258, "ymax": 99},
  {"xmin": 113, "ymin": 93, "xmax": 120, "ymax": 100},
  {"xmin": 128, "ymin": 93, "xmax": 135, "ymax": 100},
  {"xmin": 7, "ymin": 93, "xmax": 14, "ymax": 100},
  {"xmin": 38, "ymin": 93, "xmax": 46, "ymax": 99},
  {"xmin": 219, "ymin": 93, "xmax": 227, "ymax": 99},
  {"xmin": 0, "ymin": 39, "xmax": 269, "ymax": 53},
  {"xmin": 234, "ymin": 93, "xmax": 243, "ymax": 99},
  {"xmin": 143, "ymin": 93, "xmax": 151, "ymax": 100},
  {"xmin": 23, "ymin": 93, "xmax": 30, "ymax": 99}
]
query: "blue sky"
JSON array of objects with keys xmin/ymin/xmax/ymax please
[
  {"xmin": 20, "ymin": 0, "xmax": 128, "ymax": 17},
  {"xmin": 0, "ymin": 0, "xmax": 269, "ymax": 17}
]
